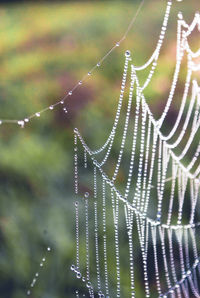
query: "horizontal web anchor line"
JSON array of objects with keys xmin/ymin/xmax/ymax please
[{"xmin": 0, "ymin": 0, "xmax": 145, "ymax": 127}]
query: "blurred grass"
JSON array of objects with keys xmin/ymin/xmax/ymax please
[{"xmin": 0, "ymin": 0, "xmax": 199, "ymax": 297}]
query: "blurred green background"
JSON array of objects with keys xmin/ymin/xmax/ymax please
[{"xmin": 0, "ymin": 0, "xmax": 199, "ymax": 297}]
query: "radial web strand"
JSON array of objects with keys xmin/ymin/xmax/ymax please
[{"xmin": 71, "ymin": 4, "xmax": 200, "ymax": 297}]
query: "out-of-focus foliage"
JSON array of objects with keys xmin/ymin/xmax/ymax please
[{"xmin": 0, "ymin": 0, "xmax": 199, "ymax": 297}]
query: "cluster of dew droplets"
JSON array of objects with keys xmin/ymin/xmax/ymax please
[
  {"xmin": 27, "ymin": 246, "xmax": 51, "ymax": 296},
  {"xmin": 70, "ymin": 1, "xmax": 200, "ymax": 297},
  {"xmin": 0, "ymin": 0, "xmax": 146, "ymax": 127},
  {"xmin": 71, "ymin": 192, "xmax": 99, "ymax": 297}
]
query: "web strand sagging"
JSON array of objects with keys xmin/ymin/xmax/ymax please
[
  {"xmin": 0, "ymin": 0, "xmax": 145, "ymax": 128},
  {"xmin": 71, "ymin": 5, "xmax": 200, "ymax": 298}
]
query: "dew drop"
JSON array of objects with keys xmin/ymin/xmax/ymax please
[
  {"xmin": 68, "ymin": 91, "xmax": 72, "ymax": 96},
  {"xmin": 97, "ymin": 62, "xmax": 101, "ymax": 67},
  {"xmin": 40, "ymin": 263, "xmax": 43, "ymax": 267},
  {"xmin": 27, "ymin": 290, "xmax": 31, "ymax": 295},
  {"xmin": 125, "ymin": 50, "xmax": 131, "ymax": 57},
  {"xmin": 75, "ymin": 201, "xmax": 79, "ymax": 207},
  {"xmin": 60, "ymin": 100, "xmax": 64, "ymax": 104},
  {"xmin": 24, "ymin": 118, "xmax": 29, "ymax": 123},
  {"xmin": 84, "ymin": 192, "xmax": 89, "ymax": 198},
  {"xmin": 36, "ymin": 113, "xmax": 40, "ymax": 117},
  {"xmin": 88, "ymin": 72, "xmax": 91, "ymax": 76},
  {"xmin": 86, "ymin": 281, "xmax": 91, "ymax": 288},
  {"xmin": 49, "ymin": 105, "xmax": 54, "ymax": 110},
  {"xmin": 42, "ymin": 258, "xmax": 46, "ymax": 262},
  {"xmin": 71, "ymin": 264, "xmax": 75, "ymax": 271},
  {"xmin": 35, "ymin": 272, "xmax": 39, "ymax": 277},
  {"xmin": 116, "ymin": 42, "xmax": 120, "ymax": 47},
  {"xmin": 47, "ymin": 247, "xmax": 51, "ymax": 251},
  {"xmin": 79, "ymin": 81, "xmax": 82, "ymax": 85},
  {"xmin": 76, "ymin": 272, "xmax": 82, "ymax": 279},
  {"xmin": 178, "ymin": 12, "xmax": 183, "ymax": 19},
  {"xmin": 82, "ymin": 276, "xmax": 86, "ymax": 282},
  {"xmin": 18, "ymin": 120, "xmax": 24, "ymax": 128},
  {"xmin": 127, "ymin": 229, "xmax": 132, "ymax": 236}
]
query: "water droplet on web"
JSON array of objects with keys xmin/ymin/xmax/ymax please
[
  {"xmin": 42, "ymin": 258, "xmax": 46, "ymax": 262},
  {"xmin": 40, "ymin": 262, "xmax": 43, "ymax": 267},
  {"xmin": 47, "ymin": 247, "xmax": 51, "ymax": 251},
  {"xmin": 178, "ymin": 12, "xmax": 183, "ymax": 19},
  {"xmin": 36, "ymin": 112, "xmax": 40, "ymax": 117},
  {"xmin": 71, "ymin": 264, "xmax": 75, "ymax": 271},
  {"xmin": 18, "ymin": 120, "xmax": 24, "ymax": 128},
  {"xmin": 86, "ymin": 281, "xmax": 91, "ymax": 288},
  {"xmin": 76, "ymin": 272, "xmax": 82, "ymax": 279},
  {"xmin": 27, "ymin": 290, "xmax": 31, "ymax": 295},
  {"xmin": 84, "ymin": 192, "xmax": 89, "ymax": 198},
  {"xmin": 125, "ymin": 50, "xmax": 131, "ymax": 57},
  {"xmin": 49, "ymin": 105, "xmax": 54, "ymax": 110}
]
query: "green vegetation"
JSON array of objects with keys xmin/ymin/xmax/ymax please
[{"xmin": 0, "ymin": 1, "xmax": 198, "ymax": 297}]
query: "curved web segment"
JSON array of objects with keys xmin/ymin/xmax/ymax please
[{"xmin": 71, "ymin": 5, "xmax": 200, "ymax": 298}]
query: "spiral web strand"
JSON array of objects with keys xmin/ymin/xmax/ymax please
[{"xmin": 71, "ymin": 2, "xmax": 200, "ymax": 297}]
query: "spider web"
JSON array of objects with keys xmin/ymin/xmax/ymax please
[{"xmin": 71, "ymin": 1, "xmax": 200, "ymax": 297}]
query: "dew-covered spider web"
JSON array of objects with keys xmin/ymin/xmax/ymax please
[{"xmin": 71, "ymin": 1, "xmax": 200, "ymax": 297}]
